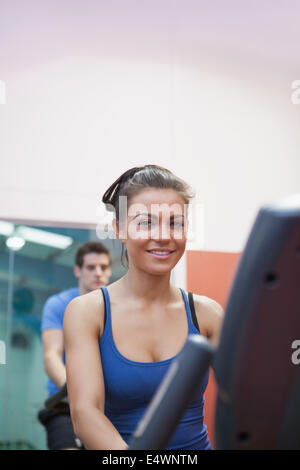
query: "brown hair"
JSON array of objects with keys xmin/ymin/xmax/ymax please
[
  {"xmin": 102, "ymin": 164, "xmax": 193, "ymax": 221},
  {"xmin": 75, "ymin": 241, "xmax": 111, "ymax": 268}
]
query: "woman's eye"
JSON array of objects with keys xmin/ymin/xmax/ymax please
[
  {"xmin": 138, "ymin": 220, "xmax": 152, "ymax": 227},
  {"xmin": 171, "ymin": 221, "xmax": 184, "ymax": 228},
  {"xmin": 136, "ymin": 219, "xmax": 184, "ymax": 230}
]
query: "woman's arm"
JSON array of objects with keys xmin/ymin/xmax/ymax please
[
  {"xmin": 63, "ymin": 294, "xmax": 128, "ymax": 450},
  {"xmin": 193, "ymin": 295, "xmax": 224, "ymax": 347}
]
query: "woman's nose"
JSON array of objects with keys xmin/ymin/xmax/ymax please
[{"xmin": 151, "ymin": 222, "xmax": 171, "ymax": 240}]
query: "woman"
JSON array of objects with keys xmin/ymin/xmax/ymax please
[{"xmin": 63, "ymin": 165, "xmax": 224, "ymax": 450}]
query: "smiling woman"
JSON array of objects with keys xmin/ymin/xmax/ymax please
[
  {"xmin": 63, "ymin": 164, "xmax": 224, "ymax": 450},
  {"xmin": 115, "ymin": 185, "xmax": 188, "ymax": 276}
]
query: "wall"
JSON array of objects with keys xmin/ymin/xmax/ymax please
[
  {"xmin": 1, "ymin": 0, "xmax": 300, "ymax": 448},
  {"xmin": 186, "ymin": 250, "xmax": 241, "ymax": 447},
  {"xmin": 1, "ymin": 1, "xmax": 300, "ymax": 255}
]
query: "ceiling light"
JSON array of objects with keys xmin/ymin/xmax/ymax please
[
  {"xmin": 15, "ymin": 226, "xmax": 73, "ymax": 249},
  {"xmin": 0, "ymin": 221, "xmax": 14, "ymax": 237},
  {"xmin": 6, "ymin": 236, "xmax": 25, "ymax": 251}
]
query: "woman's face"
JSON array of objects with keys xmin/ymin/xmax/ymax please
[{"xmin": 118, "ymin": 188, "xmax": 188, "ymax": 275}]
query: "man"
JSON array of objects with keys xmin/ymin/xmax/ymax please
[{"xmin": 39, "ymin": 241, "xmax": 111, "ymax": 450}]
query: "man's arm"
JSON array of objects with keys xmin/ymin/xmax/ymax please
[
  {"xmin": 41, "ymin": 295, "xmax": 66, "ymax": 388},
  {"xmin": 42, "ymin": 329, "xmax": 66, "ymax": 389}
]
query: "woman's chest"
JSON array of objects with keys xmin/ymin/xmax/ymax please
[{"xmin": 110, "ymin": 304, "xmax": 190, "ymax": 363}]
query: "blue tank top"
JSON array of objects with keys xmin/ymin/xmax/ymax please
[{"xmin": 99, "ymin": 286, "xmax": 211, "ymax": 450}]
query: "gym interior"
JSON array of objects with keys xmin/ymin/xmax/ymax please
[{"xmin": 0, "ymin": 0, "xmax": 299, "ymax": 450}]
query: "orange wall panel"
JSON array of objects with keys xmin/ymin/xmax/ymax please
[{"xmin": 186, "ymin": 250, "xmax": 241, "ymax": 448}]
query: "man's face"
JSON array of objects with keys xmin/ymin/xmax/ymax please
[{"xmin": 74, "ymin": 252, "xmax": 111, "ymax": 294}]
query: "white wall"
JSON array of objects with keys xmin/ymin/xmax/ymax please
[{"xmin": 1, "ymin": 0, "xmax": 300, "ymax": 253}]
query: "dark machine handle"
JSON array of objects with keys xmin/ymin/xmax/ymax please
[
  {"xmin": 128, "ymin": 334, "xmax": 215, "ymax": 450},
  {"xmin": 45, "ymin": 383, "xmax": 69, "ymax": 412}
]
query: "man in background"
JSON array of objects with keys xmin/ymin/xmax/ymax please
[{"xmin": 39, "ymin": 241, "xmax": 111, "ymax": 450}]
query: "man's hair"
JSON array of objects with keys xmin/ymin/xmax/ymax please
[{"xmin": 75, "ymin": 241, "xmax": 111, "ymax": 268}]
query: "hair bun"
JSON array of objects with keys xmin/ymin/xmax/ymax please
[{"xmin": 102, "ymin": 166, "xmax": 143, "ymax": 209}]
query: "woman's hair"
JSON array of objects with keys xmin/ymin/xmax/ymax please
[
  {"xmin": 102, "ymin": 164, "xmax": 193, "ymax": 220},
  {"xmin": 102, "ymin": 164, "xmax": 194, "ymax": 266}
]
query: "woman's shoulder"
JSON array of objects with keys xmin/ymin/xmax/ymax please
[
  {"xmin": 67, "ymin": 288, "xmax": 105, "ymax": 309},
  {"xmin": 191, "ymin": 293, "xmax": 224, "ymax": 315},
  {"xmin": 190, "ymin": 293, "xmax": 224, "ymax": 346},
  {"xmin": 63, "ymin": 288, "xmax": 105, "ymax": 336}
]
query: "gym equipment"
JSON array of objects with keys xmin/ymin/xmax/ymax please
[
  {"xmin": 214, "ymin": 193, "xmax": 300, "ymax": 450},
  {"xmin": 45, "ymin": 194, "xmax": 300, "ymax": 450},
  {"xmin": 129, "ymin": 335, "xmax": 215, "ymax": 450},
  {"xmin": 128, "ymin": 193, "xmax": 300, "ymax": 450},
  {"xmin": 44, "ymin": 383, "xmax": 69, "ymax": 414}
]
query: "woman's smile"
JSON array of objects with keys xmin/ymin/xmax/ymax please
[{"xmin": 146, "ymin": 249, "xmax": 175, "ymax": 259}]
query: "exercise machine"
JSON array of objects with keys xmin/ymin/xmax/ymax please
[{"xmin": 44, "ymin": 194, "xmax": 300, "ymax": 450}]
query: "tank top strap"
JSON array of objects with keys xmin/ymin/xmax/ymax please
[
  {"xmin": 100, "ymin": 286, "xmax": 197, "ymax": 338},
  {"xmin": 100, "ymin": 285, "xmax": 112, "ymax": 341},
  {"xmin": 179, "ymin": 288, "xmax": 197, "ymax": 335}
]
